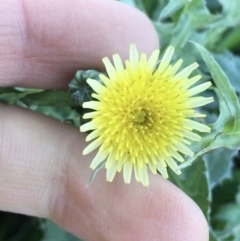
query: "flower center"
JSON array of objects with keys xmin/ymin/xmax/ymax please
[{"xmin": 132, "ymin": 110, "xmax": 146, "ymax": 124}]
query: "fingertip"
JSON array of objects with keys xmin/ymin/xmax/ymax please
[
  {"xmin": 90, "ymin": 0, "xmax": 159, "ymax": 62},
  {"xmin": 1, "ymin": 0, "xmax": 159, "ymax": 88},
  {"xmin": 149, "ymin": 177, "xmax": 209, "ymax": 241}
]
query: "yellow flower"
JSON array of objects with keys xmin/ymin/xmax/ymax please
[{"xmin": 80, "ymin": 44, "xmax": 213, "ymax": 186}]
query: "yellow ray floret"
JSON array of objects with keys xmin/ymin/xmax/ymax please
[{"xmin": 80, "ymin": 44, "xmax": 213, "ymax": 187}]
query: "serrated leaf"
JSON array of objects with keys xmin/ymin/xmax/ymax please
[
  {"xmin": 211, "ymin": 87, "xmax": 230, "ymax": 131},
  {"xmin": 192, "ymin": 42, "xmax": 240, "ymax": 132},
  {"xmin": 204, "ymin": 148, "xmax": 233, "ymax": 189},
  {"xmin": 179, "ymin": 132, "xmax": 240, "ymax": 169},
  {"xmin": 177, "ymin": 42, "xmax": 240, "ymax": 169},
  {"xmin": 213, "ymin": 51, "xmax": 240, "ymax": 93}
]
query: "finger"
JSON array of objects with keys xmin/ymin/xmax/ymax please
[
  {"xmin": 0, "ymin": 0, "xmax": 158, "ymax": 89},
  {"xmin": 0, "ymin": 104, "xmax": 208, "ymax": 241}
]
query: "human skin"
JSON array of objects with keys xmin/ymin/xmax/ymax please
[{"xmin": 0, "ymin": 0, "xmax": 209, "ymax": 240}]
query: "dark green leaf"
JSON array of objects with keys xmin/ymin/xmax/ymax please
[
  {"xmin": 30, "ymin": 106, "xmax": 80, "ymax": 127},
  {"xmin": 217, "ymin": 27, "xmax": 240, "ymax": 51},
  {"xmin": 69, "ymin": 69, "xmax": 102, "ymax": 106},
  {"xmin": 209, "ymin": 229, "xmax": 220, "ymax": 241},
  {"xmin": 212, "ymin": 187, "xmax": 240, "ymax": 240},
  {"xmin": 21, "ymin": 91, "xmax": 76, "ymax": 107},
  {"xmin": 0, "ymin": 92, "xmax": 30, "ymax": 105},
  {"xmin": 169, "ymin": 160, "xmax": 210, "ymax": 219}
]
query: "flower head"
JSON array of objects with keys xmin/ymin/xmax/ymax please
[{"xmin": 80, "ymin": 44, "xmax": 213, "ymax": 186}]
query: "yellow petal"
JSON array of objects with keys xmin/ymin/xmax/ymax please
[
  {"xmin": 174, "ymin": 62, "xmax": 199, "ymax": 80},
  {"xmin": 113, "ymin": 54, "xmax": 124, "ymax": 72},
  {"xmin": 156, "ymin": 161, "xmax": 168, "ymax": 179},
  {"xmin": 80, "ymin": 121, "xmax": 97, "ymax": 132},
  {"xmin": 87, "ymin": 78, "xmax": 106, "ymax": 94},
  {"xmin": 106, "ymin": 161, "xmax": 117, "ymax": 182},
  {"xmin": 187, "ymin": 81, "xmax": 212, "ymax": 96},
  {"xmin": 130, "ymin": 44, "xmax": 139, "ymax": 68},
  {"xmin": 83, "ymin": 111, "xmax": 98, "ymax": 119},
  {"xmin": 148, "ymin": 49, "xmax": 160, "ymax": 68},
  {"xmin": 102, "ymin": 57, "xmax": 117, "ymax": 80},
  {"xmin": 86, "ymin": 129, "xmax": 100, "ymax": 142},
  {"xmin": 157, "ymin": 46, "xmax": 174, "ymax": 74},
  {"xmin": 90, "ymin": 151, "xmax": 109, "ymax": 169},
  {"xmin": 138, "ymin": 165, "xmax": 149, "ymax": 186},
  {"xmin": 188, "ymin": 97, "xmax": 214, "ymax": 108},
  {"xmin": 175, "ymin": 141, "xmax": 194, "ymax": 157},
  {"xmin": 123, "ymin": 162, "xmax": 132, "ymax": 184},
  {"xmin": 185, "ymin": 119, "xmax": 211, "ymax": 133},
  {"xmin": 82, "ymin": 101, "xmax": 100, "ymax": 110},
  {"xmin": 83, "ymin": 139, "xmax": 102, "ymax": 155},
  {"xmin": 166, "ymin": 157, "xmax": 181, "ymax": 175}
]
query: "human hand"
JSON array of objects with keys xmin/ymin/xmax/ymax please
[{"xmin": 0, "ymin": 0, "xmax": 208, "ymax": 240}]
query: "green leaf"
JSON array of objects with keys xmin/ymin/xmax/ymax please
[
  {"xmin": 153, "ymin": 21, "xmax": 174, "ymax": 50},
  {"xmin": 212, "ymin": 187, "xmax": 240, "ymax": 240},
  {"xmin": 217, "ymin": 27, "xmax": 240, "ymax": 51},
  {"xmin": 159, "ymin": 0, "xmax": 189, "ymax": 20},
  {"xmin": 21, "ymin": 90, "xmax": 76, "ymax": 107},
  {"xmin": 192, "ymin": 42, "xmax": 240, "ymax": 132},
  {"xmin": 204, "ymin": 0, "xmax": 240, "ymax": 50},
  {"xmin": 169, "ymin": 160, "xmax": 210, "ymax": 219},
  {"xmin": 69, "ymin": 69, "xmax": 102, "ymax": 106},
  {"xmin": 41, "ymin": 220, "xmax": 83, "ymax": 241},
  {"xmin": 30, "ymin": 106, "xmax": 80, "ymax": 127},
  {"xmin": 218, "ymin": 0, "xmax": 240, "ymax": 23},
  {"xmin": 179, "ymin": 132, "xmax": 240, "ymax": 169},
  {"xmin": 209, "ymin": 229, "xmax": 220, "ymax": 241},
  {"xmin": 213, "ymin": 51, "xmax": 240, "ymax": 93},
  {"xmin": 141, "ymin": 0, "xmax": 159, "ymax": 17},
  {"xmin": 211, "ymin": 87, "xmax": 231, "ymax": 131},
  {"xmin": 204, "ymin": 148, "xmax": 233, "ymax": 189},
  {"xmin": 170, "ymin": 0, "xmax": 219, "ymax": 48},
  {"xmin": 0, "ymin": 91, "xmax": 30, "ymax": 105},
  {"xmin": 178, "ymin": 43, "xmax": 240, "ymax": 169}
]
